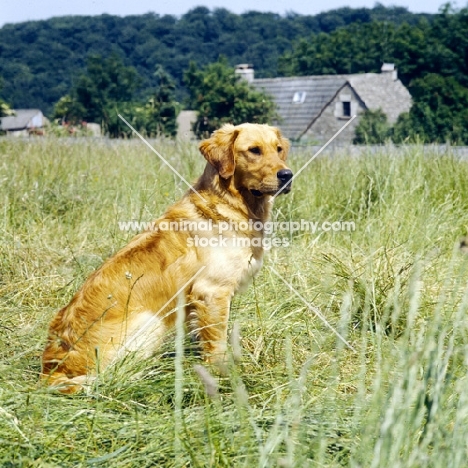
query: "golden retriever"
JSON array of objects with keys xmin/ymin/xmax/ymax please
[{"xmin": 41, "ymin": 123, "xmax": 293, "ymax": 393}]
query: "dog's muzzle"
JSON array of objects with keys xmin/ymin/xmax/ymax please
[
  {"xmin": 250, "ymin": 169, "xmax": 294, "ymax": 197},
  {"xmin": 276, "ymin": 168, "xmax": 293, "ymax": 194}
]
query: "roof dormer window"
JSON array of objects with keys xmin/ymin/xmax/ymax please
[
  {"xmin": 342, "ymin": 101, "xmax": 351, "ymax": 117},
  {"xmin": 292, "ymin": 91, "xmax": 307, "ymax": 104}
]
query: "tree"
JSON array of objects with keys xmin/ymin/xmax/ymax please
[
  {"xmin": 392, "ymin": 74, "xmax": 468, "ymax": 144},
  {"xmin": 75, "ymin": 53, "xmax": 141, "ymax": 133},
  {"xmin": 53, "ymin": 55, "xmax": 179, "ymax": 138},
  {"xmin": 144, "ymin": 66, "xmax": 179, "ymax": 138},
  {"xmin": 184, "ymin": 57, "xmax": 277, "ymax": 138},
  {"xmin": 278, "ymin": 21, "xmax": 398, "ymax": 77},
  {"xmin": 53, "ymin": 95, "xmax": 86, "ymax": 124},
  {"xmin": 0, "ymin": 101, "xmax": 10, "ymax": 118},
  {"xmin": 54, "ymin": 54, "xmax": 140, "ymax": 137},
  {"xmin": 53, "ymin": 53, "xmax": 141, "ymax": 136},
  {"xmin": 353, "ymin": 109, "xmax": 391, "ymax": 144},
  {"xmin": 0, "ymin": 76, "xmax": 12, "ymax": 117}
]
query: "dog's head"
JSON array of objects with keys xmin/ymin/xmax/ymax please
[{"xmin": 199, "ymin": 123, "xmax": 293, "ymax": 197}]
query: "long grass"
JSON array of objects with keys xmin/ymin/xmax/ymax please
[{"xmin": 1, "ymin": 137, "xmax": 468, "ymax": 467}]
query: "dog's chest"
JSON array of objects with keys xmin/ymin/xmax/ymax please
[{"xmin": 205, "ymin": 243, "xmax": 263, "ymax": 293}]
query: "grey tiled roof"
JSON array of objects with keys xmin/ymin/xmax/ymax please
[
  {"xmin": 0, "ymin": 109, "xmax": 42, "ymax": 131},
  {"xmin": 253, "ymin": 76, "xmax": 347, "ymax": 140},
  {"xmin": 253, "ymin": 73, "xmax": 412, "ymax": 139},
  {"xmin": 347, "ymin": 73, "xmax": 412, "ymax": 124}
]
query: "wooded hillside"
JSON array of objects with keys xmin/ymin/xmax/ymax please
[{"xmin": 0, "ymin": 5, "xmax": 431, "ymax": 114}]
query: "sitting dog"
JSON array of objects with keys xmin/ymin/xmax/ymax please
[{"xmin": 41, "ymin": 123, "xmax": 293, "ymax": 393}]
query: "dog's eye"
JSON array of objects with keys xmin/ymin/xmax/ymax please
[
  {"xmin": 249, "ymin": 147, "xmax": 261, "ymax": 155},
  {"xmin": 277, "ymin": 146, "xmax": 283, "ymax": 153}
]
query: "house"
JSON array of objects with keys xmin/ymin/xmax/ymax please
[
  {"xmin": 250, "ymin": 64, "xmax": 412, "ymax": 144},
  {"xmin": 0, "ymin": 109, "xmax": 48, "ymax": 136},
  {"xmin": 176, "ymin": 110, "xmax": 197, "ymax": 140},
  {"xmin": 235, "ymin": 64, "xmax": 255, "ymax": 83}
]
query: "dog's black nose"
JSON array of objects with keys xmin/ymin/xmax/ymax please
[{"xmin": 277, "ymin": 169, "xmax": 293, "ymax": 184}]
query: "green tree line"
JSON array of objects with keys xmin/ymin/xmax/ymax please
[
  {"xmin": 0, "ymin": 5, "xmax": 431, "ymax": 114},
  {"xmin": 1, "ymin": 4, "xmax": 467, "ymax": 142}
]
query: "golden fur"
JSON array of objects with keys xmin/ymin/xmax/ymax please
[{"xmin": 41, "ymin": 123, "xmax": 292, "ymax": 393}]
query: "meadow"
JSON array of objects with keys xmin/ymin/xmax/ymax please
[{"xmin": 1, "ymin": 137, "xmax": 468, "ymax": 467}]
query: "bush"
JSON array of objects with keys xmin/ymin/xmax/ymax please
[
  {"xmin": 184, "ymin": 57, "xmax": 278, "ymax": 138},
  {"xmin": 353, "ymin": 108, "xmax": 391, "ymax": 144}
]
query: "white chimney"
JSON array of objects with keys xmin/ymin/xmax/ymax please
[
  {"xmin": 235, "ymin": 64, "xmax": 255, "ymax": 83},
  {"xmin": 381, "ymin": 63, "xmax": 397, "ymax": 81}
]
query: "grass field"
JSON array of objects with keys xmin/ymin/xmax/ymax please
[{"xmin": 2, "ymin": 137, "xmax": 468, "ymax": 467}]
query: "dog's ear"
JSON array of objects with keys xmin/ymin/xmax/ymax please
[
  {"xmin": 275, "ymin": 128, "xmax": 290, "ymax": 160},
  {"xmin": 199, "ymin": 124, "xmax": 239, "ymax": 179}
]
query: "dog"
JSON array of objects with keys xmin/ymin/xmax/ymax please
[{"xmin": 41, "ymin": 123, "xmax": 293, "ymax": 393}]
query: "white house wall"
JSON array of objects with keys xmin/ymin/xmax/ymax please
[
  {"xmin": 304, "ymin": 84, "xmax": 365, "ymax": 145},
  {"xmin": 28, "ymin": 112, "xmax": 43, "ymax": 128}
]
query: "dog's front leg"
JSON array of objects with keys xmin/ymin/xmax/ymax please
[{"xmin": 186, "ymin": 290, "xmax": 232, "ymax": 370}]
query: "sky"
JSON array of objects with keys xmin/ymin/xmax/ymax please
[{"xmin": 0, "ymin": 0, "xmax": 452, "ymax": 27}]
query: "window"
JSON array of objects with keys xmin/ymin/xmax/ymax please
[
  {"xmin": 292, "ymin": 91, "xmax": 307, "ymax": 104},
  {"xmin": 342, "ymin": 101, "xmax": 351, "ymax": 117}
]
